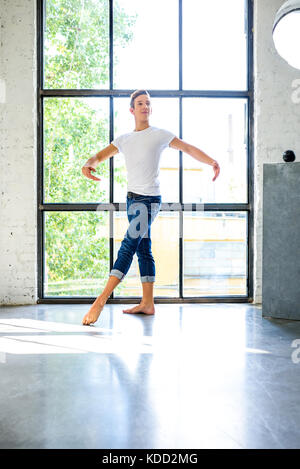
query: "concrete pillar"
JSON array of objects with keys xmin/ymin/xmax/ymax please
[{"xmin": 0, "ymin": 0, "xmax": 37, "ymax": 304}]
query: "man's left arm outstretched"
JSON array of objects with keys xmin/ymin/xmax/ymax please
[{"xmin": 169, "ymin": 137, "xmax": 220, "ymax": 182}]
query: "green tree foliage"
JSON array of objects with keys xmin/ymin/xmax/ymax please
[{"xmin": 43, "ymin": 0, "xmax": 136, "ymax": 296}]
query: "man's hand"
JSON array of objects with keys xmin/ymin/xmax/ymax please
[
  {"xmin": 212, "ymin": 161, "xmax": 220, "ymax": 182},
  {"xmin": 81, "ymin": 145, "xmax": 119, "ymax": 182},
  {"xmin": 82, "ymin": 165, "xmax": 101, "ymax": 181}
]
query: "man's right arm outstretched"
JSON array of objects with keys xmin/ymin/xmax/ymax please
[{"xmin": 82, "ymin": 144, "xmax": 119, "ymax": 181}]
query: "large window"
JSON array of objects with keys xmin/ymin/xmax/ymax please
[{"xmin": 37, "ymin": 0, "xmax": 253, "ymax": 302}]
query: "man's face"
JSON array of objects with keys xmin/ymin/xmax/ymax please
[{"xmin": 130, "ymin": 94, "xmax": 152, "ymax": 120}]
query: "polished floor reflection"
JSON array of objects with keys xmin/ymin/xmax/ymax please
[{"xmin": 1, "ymin": 302, "xmax": 300, "ymax": 449}]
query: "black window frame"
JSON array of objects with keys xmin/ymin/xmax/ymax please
[{"xmin": 37, "ymin": 0, "xmax": 254, "ymax": 304}]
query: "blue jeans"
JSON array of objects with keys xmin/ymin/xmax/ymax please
[{"xmin": 109, "ymin": 192, "xmax": 162, "ymax": 283}]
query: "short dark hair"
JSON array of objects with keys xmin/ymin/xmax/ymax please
[{"xmin": 130, "ymin": 89, "xmax": 151, "ymax": 109}]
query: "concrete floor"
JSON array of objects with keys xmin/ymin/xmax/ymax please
[{"xmin": 0, "ymin": 302, "xmax": 300, "ymax": 449}]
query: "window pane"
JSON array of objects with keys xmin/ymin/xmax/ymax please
[
  {"xmin": 44, "ymin": 97, "xmax": 109, "ymax": 203},
  {"xmin": 183, "ymin": 212, "xmax": 247, "ymax": 297},
  {"xmin": 113, "ymin": 0, "xmax": 178, "ymax": 89},
  {"xmin": 44, "ymin": 0, "xmax": 109, "ymax": 89},
  {"xmin": 113, "ymin": 211, "xmax": 179, "ymax": 298},
  {"xmin": 182, "ymin": 98, "xmax": 247, "ymax": 203},
  {"xmin": 44, "ymin": 212, "xmax": 109, "ymax": 297},
  {"xmin": 113, "ymin": 97, "xmax": 179, "ymax": 203},
  {"xmin": 183, "ymin": 0, "xmax": 247, "ymax": 90}
]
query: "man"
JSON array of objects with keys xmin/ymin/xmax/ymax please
[{"xmin": 81, "ymin": 89, "xmax": 220, "ymax": 325}]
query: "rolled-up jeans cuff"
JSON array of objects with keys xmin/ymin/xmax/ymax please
[
  {"xmin": 140, "ymin": 276, "xmax": 155, "ymax": 283},
  {"xmin": 109, "ymin": 269, "xmax": 125, "ymax": 281}
]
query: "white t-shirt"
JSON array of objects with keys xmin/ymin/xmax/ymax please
[{"xmin": 112, "ymin": 126, "xmax": 176, "ymax": 196}]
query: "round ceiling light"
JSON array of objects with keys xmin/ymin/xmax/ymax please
[{"xmin": 273, "ymin": 0, "xmax": 300, "ymax": 69}]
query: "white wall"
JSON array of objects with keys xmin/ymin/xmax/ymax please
[
  {"xmin": 0, "ymin": 0, "xmax": 299, "ymax": 305},
  {"xmin": 253, "ymin": 0, "xmax": 300, "ymax": 303},
  {"xmin": 0, "ymin": 0, "xmax": 37, "ymax": 304}
]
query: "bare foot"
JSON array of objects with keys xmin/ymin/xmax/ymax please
[
  {"xmin": 123, "ymin": 302, "xmax": 155, "ymax": 315},
  {"xmin": 82, "ymin": 298, "xmax": 106, "ymax": 325}
]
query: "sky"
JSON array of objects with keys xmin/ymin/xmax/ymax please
[{"xmin": 113, "ymin": 0, "xmax": 247, "ymax": 90}]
